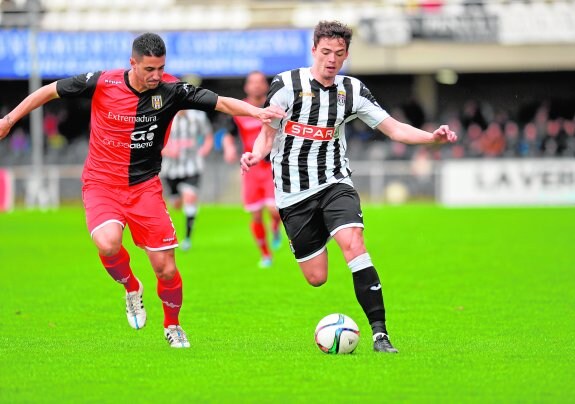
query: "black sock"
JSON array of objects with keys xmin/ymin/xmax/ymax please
[
  {"xmin": 352, "ymin": 266, "xmax": 388, "ymax": 335},
  {"xmin": 185, "ymin": 215, "xmax": 196, "ymax": 239}
]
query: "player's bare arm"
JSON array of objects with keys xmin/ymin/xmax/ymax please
[
  {"xmin": 377, "ymin": 116, "xmax": 457, "ymax": 145},
  {"xmin": 215, "ymin": 96, "xmax": 285, "ymax": 124},
  {"xmin": 198, "ymin": 132, "xmax": 214, "ymax": 157},
  {"xmin": 240, "ymin": 123, "xmax": 276, "ymax": 174},
  {"xmin": 0, "ymin": 82, "xmax": 60, "ymax": 140}
]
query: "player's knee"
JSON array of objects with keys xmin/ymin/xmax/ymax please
[
  {"xmin": 97, "ymin": 243, "xmax": 122, "ymax": 257},
  {"xmin": 155, "ymin": 266, "xmax": 176, "ymax": 281},
  {"xmin": 339, "ymin": 235, "xmax": 366, "ymax": 260},
  {"xmin": 305, "ymin": 273, "xmax": 327, "ymax": 287},
  {"xmin": 153, "ymin": 261, "xmax": 177, "ymax": 280}
]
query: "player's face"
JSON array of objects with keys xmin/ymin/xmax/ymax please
[
  {"xmin": 130, "ymin": 55, "xmax": 166, "ymax": 91},
  {"xmin": 311, "ymin": 37, "xmax": 348, "ymax": 84},
  {"xmin": 244, "ymin": 72, "xmax": 269, "ymax": 99}
]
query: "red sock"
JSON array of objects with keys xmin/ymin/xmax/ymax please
[
  {"xmin": 157, "ymin": 270, "xmax": 183, "ymax": 328},
  {"xmin": 99, "ymin": 246, "xmax": 139, "ymax": 292},
  {"xmin": 251, "ymin": 221, "xmax": 271, "ymax": 258}
]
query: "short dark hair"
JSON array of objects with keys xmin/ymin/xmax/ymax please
[
  {"xmin": 132, "ymin": 33, "xmax": 166, "ymax": 58},
  {"xmin": 313, "ymin": 20, "xmax": 353, "ymax": 50}
]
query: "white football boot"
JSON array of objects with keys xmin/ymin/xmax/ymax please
[
  {"xmin": 164, "ymin": 325, "xmax": 190, "ymax": 348},
  {"xmin": 125, "ymin": 280, "xmax": 146, "ymax": 330}
]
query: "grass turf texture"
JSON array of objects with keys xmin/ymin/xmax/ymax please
[{"xmin": 0, "ymin": 205, "xmax": 573, "ymax": 402}]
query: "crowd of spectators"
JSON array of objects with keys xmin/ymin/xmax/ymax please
[{"xmin": 348, "ymin": 98, "xmax": 575, "ymax": 161}]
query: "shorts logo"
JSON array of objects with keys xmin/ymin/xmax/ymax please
[
  {"xmin": 151, "ymin": 95, "xmax": 163, "ymax": 110},
  {"xmin": 289, "ymin": 239, "xmax": 295, "ymax": 254},
  {"xmin": 337, "ymin": 91, "xmax": 346, "ymax": 106},
  {"xmin": 285, "ymin": 120, "xmax": 335, "ymax": 141}
]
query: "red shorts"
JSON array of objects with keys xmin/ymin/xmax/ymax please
[
  {"xmin": 82, "ymin": 176, "xmax": 177, "ymax": 251},
  {"xmin": 242, "ymin": 161, "xmax": 275, "ymax": 212}
]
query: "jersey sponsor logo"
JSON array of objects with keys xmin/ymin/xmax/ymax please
[
  {"xmin": 107, "ymin": 112, "xmax": 157, "ymax": 123},
  {"xmin": 299, "ymin": 91, "xmax": 315, "ymax": 98},
  {"xmin": 131, "ymin": 124, "xmax": 157, "ymax": 142},
  {"xmin": 284, "ymin": 120, "xmax": 335, "ymax": 141},
  {"xmin": 102, "ymin": 124, "xmax": 158, "ymax": 150},
  {"xmin": 105, "ymin": 79, "xmax": 122, "ymax": 85},
  {"xmin": 151, "ymin": 95, "xmax": 163, "ymax": 110},
  {"xmin": 337, "ymin": 90, "xmax": 346, "ymax": 106}
]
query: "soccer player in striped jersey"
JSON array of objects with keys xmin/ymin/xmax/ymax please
[
  {"xmin": 241, "ymin": 21, "xmax": 457, "ymax": 353},
  {"xmin": 0, "ymin": 33, "xmax": 285, "ymax": 349},
  {"xmin": 162, "ymin": 109, "xmax": 214, "ymax": 251},
  {"xmin": 222, "ymin": 71, "xmax": 283, "ymax": 268}
]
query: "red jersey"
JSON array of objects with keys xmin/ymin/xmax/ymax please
[
  {"xmin": 230, "ymin": 99, "xmax": 263, "ymax": 153},
  {"xmin": 56, "ymin": 69, "xmax": 218, "ymax": 187}
]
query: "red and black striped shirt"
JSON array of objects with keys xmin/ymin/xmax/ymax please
[{"xmin": 56, "ymin": 69, "xmax": 218, "ymax": 187}]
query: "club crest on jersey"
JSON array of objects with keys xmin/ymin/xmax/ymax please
[
  {"xmin": 337, "ymin": 91, "xmax": 346, "ymax": 106},
  {"xmin": 151, "ymin": 95, "xmax": 163, "ymax": 110}
]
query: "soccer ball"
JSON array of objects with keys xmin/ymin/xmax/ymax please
[{"xmin": 314, "ymin": 313, "xmax": 360, "ymax": 354}]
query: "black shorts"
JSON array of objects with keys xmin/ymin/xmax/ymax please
[
  {"xmin": 279, "ymin": 183, "xmax": 364, "ymax": 262},
  {"xmin": 164, "ymin": 174, "xmax": 201, "ymax": 197}
]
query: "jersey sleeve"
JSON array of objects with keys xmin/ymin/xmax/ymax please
[
  {"xmin": 355, "ymin": 81, "xmax": 390, "ymax": 129},
  {"xmin": 264, "ymin": 74, "xmax": 289, "ymax": 130},
  {"xmin": 56, "ymin": 71, "xmax": 102, "ymax": 99},
  {"xmin": 175, "ymin": 82, "xmax": 219, "ymax": 112}
]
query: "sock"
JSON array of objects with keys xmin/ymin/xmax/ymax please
[
  {"xmin": 185, "ymin": 215, "xmax": 196, "ymax": 239},
  {"xmin": 349, "ymin": 253, "xmax": 388, "ymax": 335},
  {"xmin": 157, "ymin": 270, "xmax": 183, "ymax": 328},
  {"xmin": 99, "ymin": 246, "xmax": 139, "ymax": 293},
  {"xmin": 184, "ymin": 204, "xmax": 197, "ymax": 239},
  {"xmin": 251, "ymin": 221, "xmax": 271, "ymax": 258}
]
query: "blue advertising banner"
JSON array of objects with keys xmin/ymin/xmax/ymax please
[{"xmin": 0, "ymin": 29, "xmax": 312, "ymax": 79}]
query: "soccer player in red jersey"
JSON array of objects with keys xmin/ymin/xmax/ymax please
[
  {"xmin": 0, "ymin": 33, "xmax": 284, "ymax": 348},
  {"xmin": 222, "ymin": 71, "xmax": 283, "ymax": 268}
]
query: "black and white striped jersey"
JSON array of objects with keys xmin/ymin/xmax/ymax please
[
  {"xmin": 161, "ymin": 109, "xmax": 213, "ymax": 179},
  {"xmin": 266, "ymin": 67, "xmax": 390, "ymax": 208}
]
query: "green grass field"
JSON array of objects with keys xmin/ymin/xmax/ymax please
[{"xmin": 1, "ymin": 205, "xmax": 574, "ymax": 403}]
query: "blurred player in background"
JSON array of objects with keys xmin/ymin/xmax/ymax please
[
  {"xmin": 241, "ymin": 21, "xmax": 457, "ymax": 353},
  {"xmin": 0, "ymin": 33, "xmax": 284, "ymax": 349},
  {"xmin": 162, "ymin": 106, "xmax": 214, "ymax": 251},
  {"xmin": 222, "ymin": 71, "xmax": 282, "ymax": 269}
]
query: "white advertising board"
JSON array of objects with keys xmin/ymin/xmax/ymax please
[{"xmin": 440, "ymin": 159, "xmax": 575, "ymax": 206}]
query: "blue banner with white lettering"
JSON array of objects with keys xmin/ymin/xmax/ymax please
[{"xmin": 0, "ymin": 29, "xmax": 312, "ymax": 79}]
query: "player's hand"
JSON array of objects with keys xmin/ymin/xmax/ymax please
[
  {"xmin": 432, "ymin": 125, "xmax": 457, "ymax": 144},
  {"xmin": 257, "ymin": 105, "xmax": 285, "ymax": 124},
  {"xmin": 0, "ymin": 116, "xmax": 13, "ymax": 140},
  {"xmin": 240, "ymin": 152, "xmax": 261, "ymax": 174}
]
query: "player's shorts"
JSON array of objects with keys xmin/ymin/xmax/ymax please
[
  {"xmin": 82, "ymin": 176, "xmax": 178, "ymax": 251},
  {"xmin": 164, "ymin": 174, "xmax": 201, "ymax": 198},
  {"xmin": 242, "ymin": 161, "xmax": 275, "ymax": 212},
  {"xmin": 278, "ymin": 183, "xmax": 364, "ymax": 262}
]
